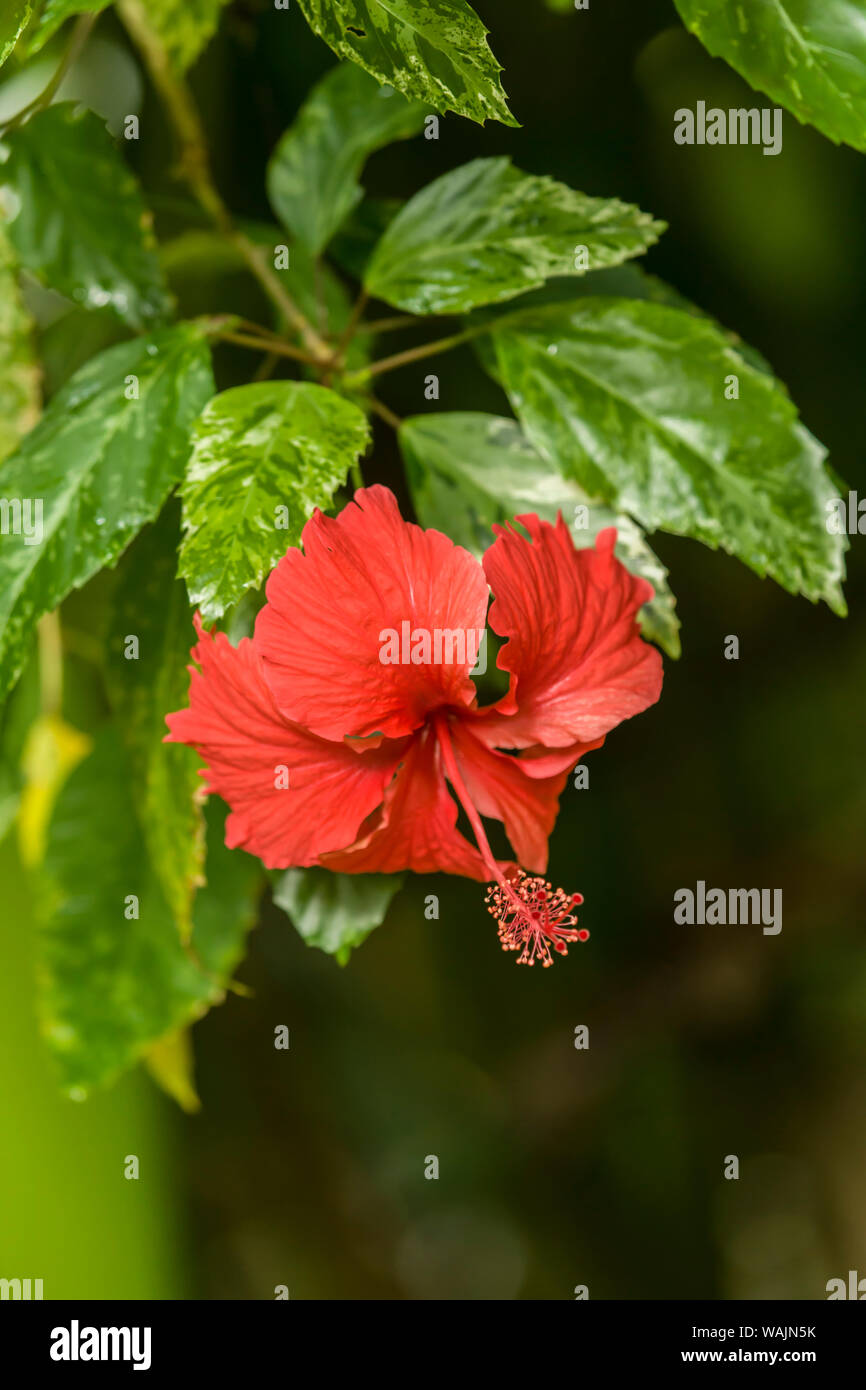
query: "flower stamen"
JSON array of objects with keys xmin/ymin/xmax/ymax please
[
  {"xmin": 434, "ymin": 713, "xmax": 587, "ymax": 966},
  {"xmin": 486, "ymin": 870, "xmax": 587, "ymax": 967}
]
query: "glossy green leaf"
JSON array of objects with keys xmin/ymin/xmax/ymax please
[
  {"xmin": 400, "ymin": 411, "xmax": 681, "ymax": 657},
  {"xmin": 267, "ymin": 62, "xmax": 425, "ymax": 254},
  {"xmin": 179, "ymin": 381, "xmax": 371, "ymax": 620},
  {"xmin": 469, "ymin": 265, "xmax": 776, "ymax": 379},
  {"xmin": 0, "ymin": 1, "xmax": 31, "ymax": 66},
  {"xmin": 1, "ymin": 103, "xmax": 171, "ymax": 327},
  {"xmin": 0, "ymin": 227, "xmax": 40, "ymax": 462},
  {"xmin": 674, "ymin": 0, "xmax": 866, "ymax": 153},
  {"xmin": 39, "ymin": 732, "xmax": 262, "ymax": 1095},
  {"xmin": 0, "ymin": 323, "xmax": 214, "ymax": 700},
  {"xmin": 105, "ymin": 514, "xmax": 205, "ymax": 941},
  {"xmin": 364, "ymin": 157, "xmax": 664, "ymax": 314},
  {"xmin": 575, "ymin": 265, "xmax": 775, "ymax": 377},
  {"xmin": 24, "ymin": 1, "xmax": 109, "ymax": 54},
  {"xmin": 489, "ymin": 298, "xmax": 846, "ymax": 613},
  {"xmin": 137, "ymin": 0, "xmax": 231, "ymax": 71},
  {"xmin": 295, "ymin": 0, "xmax": 517, "ymax": 126},
  {"xmin": 272, "ymin": 866, "xmax": 404, "ymax": 964}
]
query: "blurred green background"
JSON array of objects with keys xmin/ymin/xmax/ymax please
[{"xmin": 1, "ymin": 0, "xmax": 865, "ymax": 1299}]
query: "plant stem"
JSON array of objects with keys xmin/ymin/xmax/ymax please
[
  {"xmin": 312, "ymin": 257, "xmax": 328, "ymax": 335},
  {"xmin": 235, "ymin": 317, "xmax": 287, "ymax": 343},
  {"xmin": 355, "ymin": 315, "xmax": 420, "ymax": 336},
  {"xmin": 220, "ymin": 329, "xmax": 319, "ymax": 365},
  {"xmin": 253, "ymin": 350, "xmax": 280, "ymax": 382},
  {"xmin": 365, "ymin": 394, "xmax": 403, "ymax": 430},
  {"xmin": 117, "ymin": 0, "xmax": 330, "ymax": 363},
  {"xmin": 342, "ymin": 324, "xmax": 489, "ymax": 387},
  {"xmin": 2, "ymin": 13, "xmax": 97, "ymax": 132},
  {"xmin": 334, "ymin": 288, "xmax": 369, "ymax": 361}
]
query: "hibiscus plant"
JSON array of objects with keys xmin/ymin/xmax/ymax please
[{"xmin": 0, "ymin": 2, "xmax": 850, "ymax": 1101}]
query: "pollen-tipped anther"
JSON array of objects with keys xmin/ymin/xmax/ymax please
[{"xmin": 485, "ymin": 870, "xmax": 588, "ymax": 967}]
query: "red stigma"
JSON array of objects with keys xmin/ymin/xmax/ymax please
[{"xmin": 485, "ymin": 870, "xmax": 588, "ymax": 967}]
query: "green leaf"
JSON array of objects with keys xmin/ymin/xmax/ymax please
[
  {"xmin": 0, "ymin": 226, "xmax": 40, "ymax": 462},
  {"xmin": 674, "ymin": 0, "xmax": 866, "ymax": 153},
  {"xmin": 179, "ymin": 381, "xmax": 371, "ymax": 620},
  {"xmin": 1, "ymin": 103, "xmax": 171, "ymax": 328},
  {"xmin": 295, "ymin": 0, "xmax": 517, "ymax": 126},
  {"xmin": 0, "ymin": 638, "xmax": 39, "ymax": 841},
  {"xmin": 23, "ymin": 0, "xmax": 109, "ymax": 55},
  {"xmin": 0, "ymin": 1, "xmax": 31, "ymax": 67},
  {"xmin": 577, "ymin": 265, "xmax": 776, "ymax": 377},
  {"xmin": 144, "ymin": 1027, "xmax": 200, "ymax": 1113},
  {"xmin": 105, "ymin": 513, "xmax": 205, "ymax": 941},
  {"xmin": 488, "ymin": 298, "xmax": 846, "ymax": 614},
  {"xmin": 0, "ymin": 322, "xmax": 214, "ymax": 700},
  {"xmin": 272, "ymin": 866, "xmax": 404, "ymax": 964},
  {"xmin": 39, "ymin": 732, "xmax": 262, "ymax": 1095},
  {"xmin": 364, "ymin": 157, "xmax": 664, "ymax": 314},
  {"xmin": 267, "ymin": 61, "xmax": 426, "ymax": 255},
  {"xmin": 469, "ymin": 264, "xmax": 776, "ymax": 379},
  {"xmin": 192, "ymin": 801, "xmax": 263, "ymax": 979},
  {"xmin": 160, "ymin": 228, "xmax": 248, "ymax": 282},
  {"xmin": 25, "ymin": 0, "xmax": 226, "ymax": 66},
  {"xmin": 400, "ymin": 411, "xmax": 681, "ymax": 658},
  {"xmin": 136, "ymin": 0, "xmax": 231, "ymax": 71}
]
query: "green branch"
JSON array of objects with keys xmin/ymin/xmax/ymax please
[
  {"xmin": 117, "ymin": 0, "xmax": 331, "ymax": 364},
  {"xmin": 341, "ymin": 323, "xmax": 491, "ymax": 388}
]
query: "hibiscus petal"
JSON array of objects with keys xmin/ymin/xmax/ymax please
[
  {"xmin": 448, "ymin": 719, "xmax": 567, "ymax": 873},
  {"xmin": 165, "ymin": 616, "xmax": 404, "ymax": 870},
  {"xmin": 255, "ymin": 486, "xmax": 489, "ymax": 741},
  {"xmin": 322, "ymin": 725, "xmax": 499, "ymax": 882},
  {"xmin": 506, "ymin": 738, "xmax": 605, "ymax": 779},
  {"xmin": 478, "ymin": 519, "xmax": 663, "ymax": 749}
]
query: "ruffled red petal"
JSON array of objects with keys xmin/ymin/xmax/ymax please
[
  {"xmin": 448, "ymin": 718, "xmax": 568, "ymax": 874},
  {"xmin": 322, "ymin": 724, "xmax": 506, "ymax": 881},
  {"xmin": 165, "ymin": 616, "xmax": 405, "ymax": 870},
  {"xmin": 255, "ymin": 485, "xmax": 489, "ymax": 742},
  {"xmin": 477, "ymin": 519, "xmax": 663, "ymax": 750}
]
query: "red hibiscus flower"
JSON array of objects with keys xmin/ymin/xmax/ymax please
[{"xmin": 166, "ymin": 486, "xmax": 663, "ymax": 966}]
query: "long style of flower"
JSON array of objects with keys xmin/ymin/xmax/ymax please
[{"xmin": 166, "ymin": 486, "xmax": 663, "ymax": 966}]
